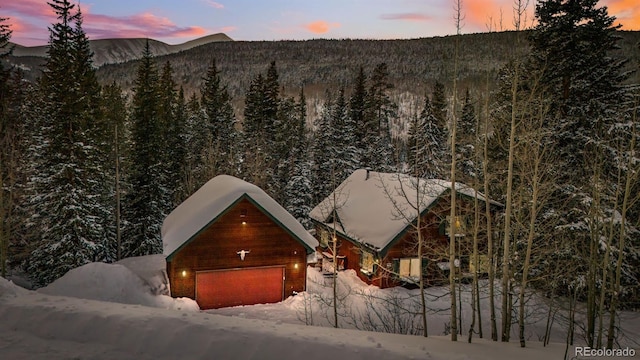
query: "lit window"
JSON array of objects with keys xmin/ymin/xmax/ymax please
[
  {"xmin": 361, "ymin": 251, "xmax": 375, "ymax": 274},
  {"xmin": 320, "ymin": 229, "xmax": 329, "ymax": 247},
  {"xmin": 445, "ymin": 216, "xmax": 467, "ymax": 236},
  {"xmin": 399, "ymin": 258, "xmax": 421, "ymax": 278}
]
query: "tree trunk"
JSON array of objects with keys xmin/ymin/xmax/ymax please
[
  {"xmin": 115, "ymin": 122, "xmax": 122, "ymax": 261},
  {"xmin": 468, "ymin": 187, "xmax": 480, "ymax": 343},
  {"xmin": 518, "ymin": 145, "xmax": 542, "ymax": 347},
  {"xmin": 608, "ymin": 106, "xmax": 637, "ymax": 348},
  {"xmin": 448, "ymin": 0, "xmax": 463, "ymax": 342},
  {"xmin": 418, "ymin": 185, "xmax": 428, "ymax": 337},
  {"xmin": 0, "ymin": 154, "xmax": 5, "ymax": 277},
  {"xmin": 482, "ymin": 64, "xmax": 497, "ymax": 343}
]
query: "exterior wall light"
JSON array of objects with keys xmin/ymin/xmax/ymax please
[{"xmin": 181, "ymin": 270, "xmax": 187, "ymax": 277}]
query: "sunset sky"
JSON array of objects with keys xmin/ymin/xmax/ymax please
[{"xmin": 4, "ymin": 0, "xmax": 640, "ymax": 46}]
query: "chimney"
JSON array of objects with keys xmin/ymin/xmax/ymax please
[{"xmin": 365, "ymin": 168, "xmax": 371, "ymax": 180}]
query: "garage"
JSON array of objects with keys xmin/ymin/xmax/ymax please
[
  {"xmin": 196, "ymin": 266, "xmax": 285, "ymax": 309},
  {"xmin": 163, "ymin": 175, "xmax": 318, "ymax": 309}
]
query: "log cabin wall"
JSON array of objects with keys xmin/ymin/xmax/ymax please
[{"xmin": 167, "ymin": 198, "xmax": 308, "ymax": 300}]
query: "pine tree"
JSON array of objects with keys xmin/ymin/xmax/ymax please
[
  {"xmin": 183, "ymin": 93, "xmax": 205, "ymax": 197},
  {"xmin": 122, "ymin": 40, "xmax": 165, "ymax": 258},
  {"xmin": 27, "ymin": 1, "xmax": 104, "ymax": 286},
  {"xmin": 363, "ymin": 63, "xmax": 396, "ymax": 172},
  {"xmin": 349, "ymin": 66, "xmax": 368, "ymax": 158},
  {"xmin": 312, "ymin": 90, "xmax": 336, "ymax": 202},
  {"xmin": 270, "ymin": 96, "xmax": 298, "ymax": 203},
  {"xmin": 263, "ymin": 61, "xmax": 280, "ymax": 142},
  {"xmin": 528, "ymin": 0, "xmax": 631, "ymax": 347},
  {"xmin": 457, "ymin": 89, "xmax": 479, "ymax": 181},
  {"xmin": 157, "ymin": 61, "xmax": 192, "ymax": 210},
  {"xmin": 101, "ymin": 82, "xmax": 127, "ymax": 261},
  {"xmin": 431, "ymin": 81, "xmax": 448, "ymax": 128},
  {"xmin": 169, "ymin": 87, "xmax": 189, "ymax": 204},
  {"xmin": 242, "ymin": 61, "xmax": 282, "ymax": 192},
  {"xmin": 0, "ymin": 16, "xmax": 16, "ymax": 276},
  {"xmin": 529, "ymin": 0, "xmax": 627, "ymax": 183},
  {"xmin": 407, "ymin": 95, "xmax": 448, "ymax": 178},
  {"xmin": 74, "ymin": 6, "xmax": 113, "ymax": 263},
  {"xmin": 331, "ymin": 87, "xmax": 360, "ymax": 182},
  {"xmin": 200, "ymin": 59, "xmax": 238, "ymax": 181},
  {"xmin": 283, "ymin": 87, "xmax": 313, "ymax": 228},
  {"xmin": 242, "ymin": 73, "xmax": 268, "ymax": 187}
]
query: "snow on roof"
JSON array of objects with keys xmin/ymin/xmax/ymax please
[
  {"xmin": 309, "ymin": 169, "xmax": 498, "ymax": 251},
  {"xmin": 162, "ymin": 175, "xmax": 318, "ymax": 258}
]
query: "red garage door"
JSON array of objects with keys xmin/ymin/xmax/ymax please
[{"xmin": 196, "ymin": 266, "xmax": 284, "ymax": 309}]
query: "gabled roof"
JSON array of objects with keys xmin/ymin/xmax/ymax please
[
  {"xmin": 309, "ymin": 169, "xmax": 500, "ymax": 252},
  {"xmin": 162, "ymin": 175, "xmax": 318, "ymax": 259}
]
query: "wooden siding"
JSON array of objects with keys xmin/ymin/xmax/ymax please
[{"xmin": 167, "ymin": 198, "xmax": 308, "ymax": 305}]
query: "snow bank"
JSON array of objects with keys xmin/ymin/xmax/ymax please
[
  {"xmin": 116, "ymin": 254, "xmax": 170, "ymax": 295},
  {"xmin": 38, "ymin": 260, "xmax": 198, "ymax": 311},
  {"xmin": 0, "ymin": 276, "xmax": 29, "ymax": 298},
  {"xmin": 0, "ymin": 287, "xmax": 569, "ymax": 360},
  {"xmin": 1, "ymin": 257, "xmax": 634, "ymax": 359}
]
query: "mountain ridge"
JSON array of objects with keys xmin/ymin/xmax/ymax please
[{"xmin": 9, "ymin": 32, "xmax": 233, "ymax": 66}]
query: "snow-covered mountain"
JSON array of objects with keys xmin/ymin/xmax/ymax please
[{"xmin": 9, "ymin": 33, "xmax": 233, "ymax": 66}]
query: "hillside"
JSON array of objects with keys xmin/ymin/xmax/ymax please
[
  {"xmin": 5, "ymin": 30, "xmax": 639, "ymax": 110},
  {"xmin": 95, "ymin": 30, "xmax": 640, "ymax": 99}
]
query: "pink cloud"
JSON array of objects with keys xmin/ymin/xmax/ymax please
[
  {"xmin": 5, "ymin": 1, "xmax": 213, "ymax": 45},
  {"xmin": 305, "ymin": 20, "xmax": 340, "ymax": 34},
  {"xmin": 380, "ymin": 13, "xmax": 431, "ymax": 22},
  {"xmin": 76, "ymin": 11, "xmax": 206, "ymax": 40},
  {"xmin": 3, "ymin": 0, "xmax": 56, "ymax": 20}
]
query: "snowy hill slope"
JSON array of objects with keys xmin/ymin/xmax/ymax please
[
  {"xmin": 1, "ymin": 256, "xmax": 637, "ymax": 359},
  {"xmin": 0, "ymin": 277, "xmax": 570, "ymax": 360}
]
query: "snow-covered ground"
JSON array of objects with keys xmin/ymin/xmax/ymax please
[{"xmin": 1, "ymin": 256, "xmax": 638, "ymax": 359}]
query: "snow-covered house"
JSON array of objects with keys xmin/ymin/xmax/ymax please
[
  {"xmin": 309, "ymin": 169, "xmax": 502, "ymax": 288},
  {"xmin": 162, "ymin": 175, "xmax": 318, "ymax": 309}
]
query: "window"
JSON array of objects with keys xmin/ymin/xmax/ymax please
[
  {"xmin": 444, "ymin": 215, "xmax": 467, "ymax": 237},
  {"xmin": 319, "ymin": 229, "xmax": 329, "ymax": 247},
  {"xmin": 399, "ymin": 258, "xmax": 421, "ymax": 278},
  {"xmin": 361, "ymin": 251, "xmax": 375, "ymax": 275},
  {"xmin": 392, "ymin": 257, "xmax": 427, "ymax": 283}
]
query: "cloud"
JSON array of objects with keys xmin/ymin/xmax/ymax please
[
  {"xmin": 460, "ymin": 0, "xmax": 537, "ymax": 31},
  {"xmin": 4, "ymin": 1, "xmax": 212, "ymax": 45},
  {"xmin": 305, "ymin": 20, "xmax": 340, "ymax": 34},
  {"xmin": 203, "ymin": 1, "xmax": 225, "ymax": 9},
  {"xmin": 83, "ymin": 12, "xmax": 207, "ymax": 39},
  {"xmin": 462, "ymin": 0, "xmax": 639, "ymax": 32},
  {"xmin": 3, "ymin": 0, "xmax": 55, "ymax": 20},
  {"xmin": 604, "ymin": 0, "xmax": 640, "ymax": 29},
  {"xmin": 380, "ymin": 13, "xmax": 431, "ymax": 22}
]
